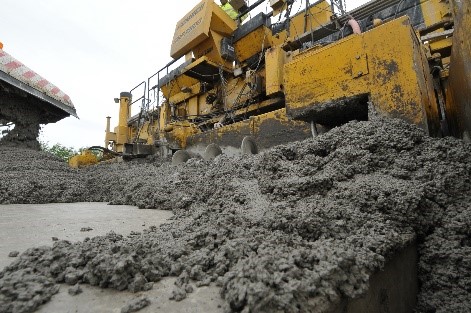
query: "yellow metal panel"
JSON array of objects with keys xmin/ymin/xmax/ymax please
[
  {"xmin": 184, "ymin": 55, "xmax": 232, "ymax": 74},
  {"xmin": 188, "ymin": 96, "xmax": 199, "ymax": 118},
  {"xmin": 171, "ymin": 0, "xmax": 212, "ymax": 59},
  {"xmin": 265, "ymin": 46, "xmax": 286, "ymax": 95},
  {"xmin": 166, "ymin": 121, "xmax": 201, "ymax": 149},
  {"xmin": 421, "ymin": 0, "xmax": 451, "ymax": 27},
  {"xmin": 272, "ymin": 30, "xmax": 288, "ymax": 46},
  {"xmin": 286, "ymin": 35, "xmax": 368, "ymax": 102},
  {"xmin": 289, "ymin": 0, "xmax": 331, "ymax": 38},
  {"xmin": 192, "ymin": 31, "xmax": 233, "ymax": 67},
  {"xmin": 183, "ymin": 103, "xmax": 312, "ymax": 151},
  {"xmin": 251, "ymin": 108, "xmax": 305, "ymax": 135},
  {"xmin": 170, "ymin": 0, "xmax": 237, "ymax": 59},
  {"xmin": 234, "ymin": 26, "xmax": 272, "ymax": 62},
  {"xmin": 185, "ymin": 107, "xmax": 311, "ymax": 150},
  {"xmin": 446, "ymin": 0, "xmax": 471, "ymax": 138},
  {"xmin": 284, "ymin": 17, "xmax": 440, "ymax": 134},
  {"xmin": 192, "ymin": 37, "xmax": 215, "ymax": 60},
  {"xmin": 215, "ymin": 119, "xmax": 251, "ymax": 139},
  {"xmin": 169, "ymin": 82, "xmax": 202, "ymax": 104},
  {"xmin": 160, "ymin": 74, "xmax": 199, "ymax": 99},
  {"xmin": 68, "ymin": 151, "xmax": 98, "ymax": 168},
  {"xmin": 420, "ymin": 0, "xmax": 452, "ymax": 56},
  {"xmin": 429, "ymin": 37, "xmax": 453, "ymax": 52}
]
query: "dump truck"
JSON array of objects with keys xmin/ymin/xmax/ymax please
[
  {"xmin": 101, "ymin": 0, "xmax": 469, "ymax": 165},
  {"xmin": 0, "ymin": 42, "xmax": 77, "ymax": 149}
]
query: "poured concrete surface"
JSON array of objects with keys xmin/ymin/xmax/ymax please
[
  {"xmin": 35, "ymin": 278, "xmax": 223, "ymax": 313},
  {"xmin": 0, "ymin": 203, "xmax": 223, "ymax": 313},
  {"xmin": 0, "ymin": 203, "xmax": 173, "ymax": 270}
]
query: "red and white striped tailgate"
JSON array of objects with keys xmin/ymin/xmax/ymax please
[{"xmin": 0, "ymin": 48, "xmax": 74, "ymax": 109}]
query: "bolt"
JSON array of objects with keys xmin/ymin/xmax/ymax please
[
  {"xmin": 356, "ymin": 55, "xmax": 361, "ymax": 60},
  {"xmin": 357, "ymin": 71, "xmax": 363, "ymax": 76}
]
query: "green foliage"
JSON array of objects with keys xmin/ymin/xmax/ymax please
[{"xmin": 40, "ymin": 141, "xmax": 79, "ymax": 162}]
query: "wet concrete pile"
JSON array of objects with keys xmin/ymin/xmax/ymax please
[
  {"xmin": 1, "ymin": 118, "xmax": 470, "ymax": 313},
  {"xmin": 0, "ymin": 147, "xmax": 86, "ymax": 204}
]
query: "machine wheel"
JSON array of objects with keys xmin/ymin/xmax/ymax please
[
  {"xmin": 204, "ymin": 144, "xmax": 222, "ymax": 161},
  {"xmin": 172, "ymin": 150, "xmax": 191, "ymax": 165},
  {"xmin": 241, "ymin": 136, "xmax": 258, "ymax": 155}
]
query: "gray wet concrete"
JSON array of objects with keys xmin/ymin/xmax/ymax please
[
  {"xmin": 2, "ymin": 119, "xmax": 471, "ymax": 313},
  {"xmin": 0, "ymin": 203, "xmax": 223, "ymax": 313}
]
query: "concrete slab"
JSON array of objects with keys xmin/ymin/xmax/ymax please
[
  {"xmin": 0, "ymin": 202, "xmax": 173, "ymax": 269},
  {"xmin": 0, "ymin": 203, "xmax": 224, "ymax": 313},
  {"xmin": 36, "ymin": 278, "xmax": 223, "ymax": 313}
]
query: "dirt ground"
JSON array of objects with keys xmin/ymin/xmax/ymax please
[{"xmin": 1, "ymin": 118, "xmax": 470, "ymax": 313}]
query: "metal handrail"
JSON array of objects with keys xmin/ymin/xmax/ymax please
[
  {"xmin": 119, "ymin": 57, "xmax": 184, "ymax": 145},
  {"xmin": 130, "ymin": 81, "xmax": 147, "ymax": 106},
  {"xmin": 146, "ymin": 57, "xmax": 180, "ymax": 109}
]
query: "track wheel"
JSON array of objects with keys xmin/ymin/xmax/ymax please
[
  {"xmin": 241, "ymin": 136, "xmax": 258, "ymax": 155},
  {"xmin": 204, "ymin": 144, "xmax": 222, "ymax": 161},
  {"xmin": 172, "ymin": 150, "xmax": 191, "ymax": 165}
]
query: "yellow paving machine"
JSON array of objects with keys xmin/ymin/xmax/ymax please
[{"xmin": 102, "ymin": 0, "xmax": 470, "ymax": 164}]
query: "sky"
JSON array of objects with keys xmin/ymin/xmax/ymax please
[{"xmin": 1, "ymin": 0, "xmax": 369, "ymax": 149}]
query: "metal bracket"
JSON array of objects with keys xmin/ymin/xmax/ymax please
[{"xmin": 352, "ymin": 53, "xmax": 369, "ymax": 78}]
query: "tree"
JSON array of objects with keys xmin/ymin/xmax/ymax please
[{"xmin": 40, "ymin": 141, "xmax": 78, "ymax": 162}]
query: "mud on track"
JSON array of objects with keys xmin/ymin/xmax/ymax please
[{"xmin": 1, "ymin": 118, "xmax": 470, "ymax": 313}]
